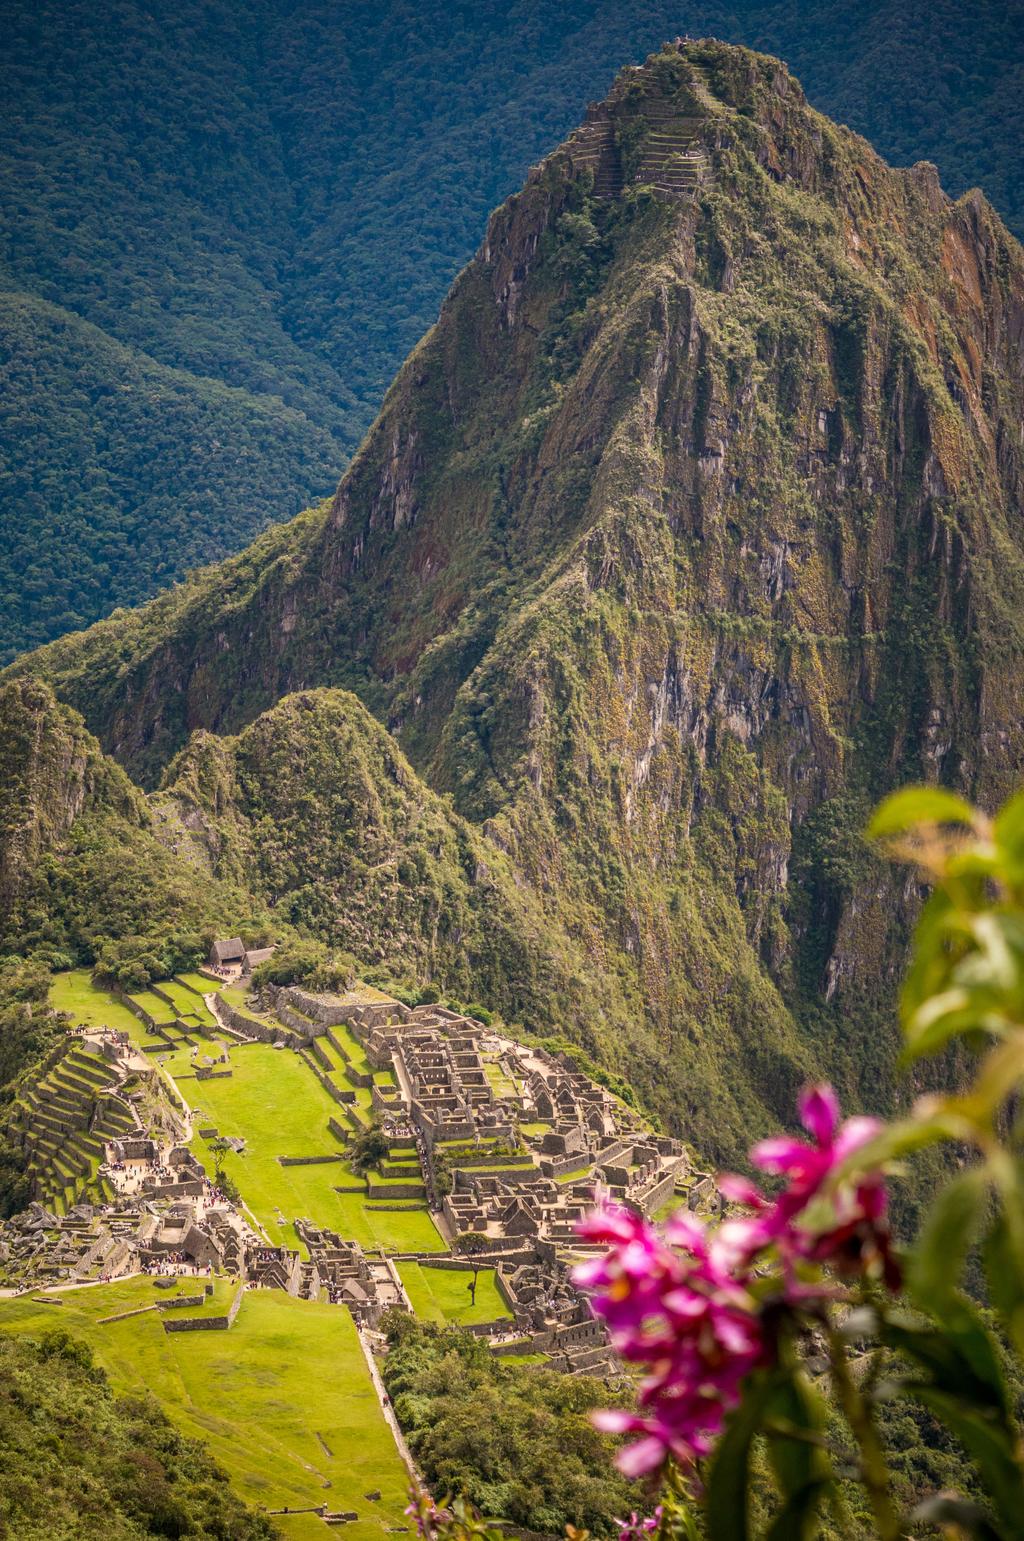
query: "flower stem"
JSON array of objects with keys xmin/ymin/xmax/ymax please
[{"xmin": 826, "ymin": 1325, "xmax": 903, "ymax": 1541}]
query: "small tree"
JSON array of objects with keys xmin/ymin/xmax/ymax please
[
  {"xmin": 349, "ymin": 1127, "xmax": 390, "ymax": 1176},
  {"xmin": 455, "ymin": 1232, "xmax": 491, "ymax": 1256}
]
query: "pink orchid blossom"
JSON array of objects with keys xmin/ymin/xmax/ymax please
[
  {"xmin": 615, "ymin": 1505, "xmax": 663, "ymax": 1541},
  {"xmin": 575, "ymin": 1084, "xmax": 897, "ymax": 1477}
]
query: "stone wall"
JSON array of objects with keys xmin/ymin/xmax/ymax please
[
  {"xmin": 143, "ymin": 1178, "xmax": 204, "ymax": 1200},
  {"xmin": 635, "ymin": 1170, "xmax": 677, "ymax": 1218},
  {"xmin": 165, "ymin": 1284, "xmax": 244, "ymax": 1332},
  {"xmin": 163, "ymin": 1313, "xmax": 230, "ymax": 1332},
  {"xmin": 540, "ymin": 1152, "xmax": 592, "ymax": 1179},
  {"xmin": 366, "ymin": 1181, "xmax": 424, "ymax": 1200},
  {"xmin": 117, "ymin": 991, "xmax": 156, "ymax": 1032},
  {"xmin": 308, "ymin": 1062, "xmax": 355, "ymax": 1106}
]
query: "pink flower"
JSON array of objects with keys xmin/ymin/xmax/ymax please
[
  {"xmin": 575, "ymin": 1084, "xmax": 898, "ymax": 1478},
  {"xmin": 615, "ymin": 1505, "xmax": 663, "ymax": 1540},
  {"xmin": 574, "ymin": 1201, "xmax": 766, "ymax": 1472},
  {"xmin": 748, "ymin": 1084, "xmax": 898, "ymax": 1286}
]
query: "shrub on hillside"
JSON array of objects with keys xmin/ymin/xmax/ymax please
[{"xmin": 251, "ymin": 940, "xmax": 355, "ymax": 994}]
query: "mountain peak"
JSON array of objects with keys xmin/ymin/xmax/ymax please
[{"xmin": 6, "ymin": 41, "xmax": 1024, "ymax": 1156}]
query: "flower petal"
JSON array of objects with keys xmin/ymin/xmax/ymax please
[
  {"xmin": 798, "ymin": 1084, "xmax": 839, "ymax": 1145},
  {"xmin": 616, "ymin": 1435, "xmax": 669, "ymax": 1477},
  {"xmin": 717, "ymin": 1173, "xmax": 765, "ymax": 1207},
  {"xmin": 832, "ymin": 1115, "xmax": 883, "ymax": 1163},
  {"xmin": 750, "ymin": 1136, "xmax": 813, "ymax": 1174},
  {"xmin": 593, "ymin": 1408, "xmax": 644, "ymax": 1434}
]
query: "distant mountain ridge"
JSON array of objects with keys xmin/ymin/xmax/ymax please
[
  {"xmin": 2, "ymin": 0, "xmax": 1023, "ymax": 659},
  {"xmin": 8, "ymin": 39, "xmax": 1024, "ymax": 1173}
]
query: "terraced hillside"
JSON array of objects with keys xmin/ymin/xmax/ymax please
[
  {"xmin": 45, "ymin": 971, "xmax": 448, "ymax": 1256},
  {"xmin": 13, "ymin": 1040, "xmax": 136, "ymax": 1214}
]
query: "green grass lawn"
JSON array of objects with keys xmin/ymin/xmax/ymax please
[
  {"xmin": 330, "ymin": 1193, "xmax": 446, "ymax": 1254},
  {"xmin": 177, "ymin": 971, "xmax": 221, "ymax": 994},
  {"xmin": 314, "ymin": 1035, "xmax": 344, "ymax": 1070},
  {"xmin": 0, "ymin": 1281, "xmax": 409, "ymax": 1541},
  {"xmin": 220, "ymin": 984, "xmax": 259, "ymax": 1015},
  {"xmin": 49, "ymin": 969, "xmax": 148, "ymax": 1043},
  {"xmin": 52, "ymin": 973, "xmax": 447, "ymax": 1259},
  {"xmin": 154, "ymin": 1043, "xmax": 203, "ymax": 1079},
  {"xmin": 458, "ymin": 1160, "xmax": 535, "ymax": 1173},
  {"xmin": 182, "ymin": 1043, "xmax": 445, "ymax": 1255},
  {"xmin": 129, "ymin": 988, "xmax": 177, "ymax": 1025},
  {"xmin": 329, "ymin": 1021, "xmax": 371, "ymax": 1074},
  {"xmin": 556, "ymin": 1165, "xmax": 594, "ymax": 1184},
  {"xmin": 398, "ymin": 1263, "xmax": 511, "ymax": 1326},
  {"xmin": 483, "ymin": 1060, "xmax": 516, "ymax": 1097},
  {"xmin": 651, "ymin": 1193, "xmax": 686, "ymax": 1222},
  {"xmin": 159, "ymin": 980, "xmax": 216, "ymax": 1025}
]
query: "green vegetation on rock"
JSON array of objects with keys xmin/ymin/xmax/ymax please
[
  {"xmin": 381, "ymin": 1313, "xmax": 632, "ymax": 1536},
  {"xmin": 0, "ymin": 1325, "xmax": 278, "ymax": 1540},
  {"xmin": 397, "ymin": 1264, "xmax": 511, "ymax": 1328}
]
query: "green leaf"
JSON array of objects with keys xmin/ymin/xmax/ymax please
[
  {"xmin": 706, "ymin": 1369, "xmax": 832, "ymax": 1541},
  {"xmin": 705, "ymin": 1370, "xmax": 787, "ymax": 1541},
  {"xmin": 881, "ymin": 1307, "xmax": 1009, "ymax": 1417},
  {"xmin": 994, "ymin": 791, "xmax": 1024, "ymax": 883},
  {"xmin": 907, "ymin": 1167, "xmax": 989, "ymax": 1313},
  {"xmin": 763, "ymin": 1479, "xmax": 832, "ymax": 1541},
  {"xmin": 764, "ymin": 1369, "xmax": 830, "ymax": 1522},
  {"xmin": 983, "ymin": 1165, "xmax": 1024, "ymax": 1358},
  {"xmin": 868, "ymin": 786, "xmax": 976, "ymax": 839}
]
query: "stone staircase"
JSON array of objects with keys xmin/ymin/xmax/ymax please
[
  {"xmin": 565, "ymin": 110, "xmax": 623, "ymax": 198},
  {"xmin": 297, "ymin": 1260, "xmax": 320, "ymax": 1300}
]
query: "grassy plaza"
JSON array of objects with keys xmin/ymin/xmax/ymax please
[
  {"xmin": 0, "ymin": 1280, "xmax": 410, "ymax": 1541},
  {"xmin": 397, "ymin": 1262, "xmax": 511, "ymax": 1326}
]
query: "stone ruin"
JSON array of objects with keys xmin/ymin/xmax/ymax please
[{"xmin": 2, "ymin": 975, "xmax": 722, "ymax": 1379}]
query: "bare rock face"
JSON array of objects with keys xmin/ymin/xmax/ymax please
[{"xmin": 8, "ymin": 40, "xmax": 1024, "ymax": 1162}]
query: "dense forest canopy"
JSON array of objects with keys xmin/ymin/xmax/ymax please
[{"xmin": 2, "ymin": 0, "xmax": 1022, "ymax": 661}]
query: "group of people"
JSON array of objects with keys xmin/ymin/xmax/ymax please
[{"xmin": 140, "ymin": 1253, "xmax": 213, "ymax": 1277}]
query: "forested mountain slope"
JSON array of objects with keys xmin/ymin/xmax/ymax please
[
  {"xmin": 9, "ymin": 41, "xmax": 1024, "ymax": 1167},
  {"xmin": 2, "ymin": 0, "xmax": 1022, "ymax": 659}
]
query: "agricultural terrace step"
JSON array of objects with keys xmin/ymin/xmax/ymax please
[
  {"xmin": 22, "ymin": 1091, "xmax": 87, "ymax": 1125},
  {"xmin": 25, "ymin": 1109, "xmax": 89, "ymax": 1142},
  {"xmin": 33, "ymin": 1078, "xmax": 85, "ymax": 1115},
  {"xmin": 48, "ymin": 1068, "xmax": 108, "ymax": 1100},
  {"xmin": 64, "ymin": 1130, "xmax": 102, "ymax": 1159},
  {"xmin": 95, "ymin": 1108, "xmax": 135, "ymax": 1134},
  {"xmin": 35, "ymin": 1070, "xmax": 99, "ymax": 1102},
  {"xmin": 64, "ymin": 1051, "xmax": 113, "ymax": 1084}
]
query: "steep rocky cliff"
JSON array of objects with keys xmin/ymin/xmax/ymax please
[{"xmin": 8, "ymin": 40, "xmax": 1024, "ymax": 1162}]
